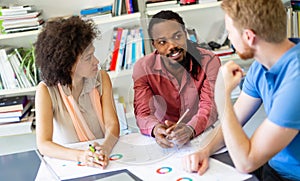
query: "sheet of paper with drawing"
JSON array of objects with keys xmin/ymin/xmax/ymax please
[
  {"xmin": 35, "ymin": 130, "xmax": 250, "ymax": 181},
  {"xmin": 109, "ymin": 133, "xmax": 177, "ymax": 165}
]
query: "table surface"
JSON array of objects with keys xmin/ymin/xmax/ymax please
[
  {"xmin": 0, "ymin": 149, "xmax": 258, "ymax": 181},
  {"xmin": 0, "ymin": 150, "xmax": 41, "ymax": 181}
]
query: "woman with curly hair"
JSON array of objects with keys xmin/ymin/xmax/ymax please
[{"xmin": 35, "ymin": 16, "xmax": 119, "ymax": 169}]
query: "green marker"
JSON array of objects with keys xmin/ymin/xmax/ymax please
[{"xmin": 89, "ymin": 144, "xmax": 99, "ymax": 161}]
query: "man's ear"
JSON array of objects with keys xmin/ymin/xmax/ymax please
[{"xmin": 243, "ymin": 29, "xmax": 256, "ymax": 46}]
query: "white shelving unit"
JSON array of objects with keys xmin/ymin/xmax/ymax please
[
  {"xmin": 0, "ymin": 0, "xmax": 142, "ymax": 137},
  {"xmin": 0, "ymin": 87, "xmax": 36, "ymax": 97},
  {"xmin": 146, "ymin": 1, "xmax": 221, "ymax": 15},
  {"xmin": 0, "ymin": 11, "xmax": 142, "ymax": 99},
  {"xmin": 0, "ymin": 0, "xmax": 236, "ymax": 137},
  {"xmin": 0, "ymin": 30, "xmax": 40, "ymax": 40}
]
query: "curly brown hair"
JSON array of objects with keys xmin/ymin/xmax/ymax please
[{"xmin": 35, "ymin": 16, "xmax": 98, "ymax": 86}]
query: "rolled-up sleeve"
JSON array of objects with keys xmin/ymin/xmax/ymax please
[{"xmin": 132, "ymin": 59, "xmax": 160, "ymax": 136}]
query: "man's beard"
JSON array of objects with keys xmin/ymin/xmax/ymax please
[
  {"xmin": 236, "ymin": 41, "xmax": 254, "ymax": 60},
  {"xmin": 164, "ymin": 47, "xmax": 187, "ymax": 67}
]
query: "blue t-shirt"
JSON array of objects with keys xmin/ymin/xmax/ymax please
[{"xmin": 242, "ymin": 40, "xmax": 300, "ymax": 180}]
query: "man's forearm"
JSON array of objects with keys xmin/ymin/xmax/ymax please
[{"xmin": 221, "ymin": 95, "xmax": 251, "ymax": 169}]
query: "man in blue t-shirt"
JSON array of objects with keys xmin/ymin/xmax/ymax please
[{"xmin": 182, "ymin": 0, "xmax": 300, "ymax": 180}]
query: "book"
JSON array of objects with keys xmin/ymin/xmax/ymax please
[
  {"xmin": 109, "ymin": 27, "xmax": 123, "ymax": 71},
  {"xmin": 0, "ymin": 5, "xmax": 33, "ymax": 12},
  {"xmin": 0, "ymin": 6, "xmax": 32, "ymax": 16},
  {"xmin": 0, "ymin": 110, "xmax": 23, "ymax": 118},
  {"xmin": 8, "ymin": 52, "xmax": 32, "ymax": 88},
  {"xmin": 0, "ymin": 112, "xmax": 34, "ymax": 136},
  {"xmin": 114, "ymin": 0, "xmax": 126, "ymax": 16},
  {"xmin": 125, "ymin": 0, "xmax": 134, "ymax": 14},
  {"xmin": 4, "ymin": 24, "xmax": 43, "ymax": 34},
  {"xmin": 115, "ymin": 101, "xmax": 128, "ymax": 130},
  {"xmin": 0, "ymin": 46, "xmax": 19, "ymax": 89},
  {"xmin": 0, "ymin": 11, "xmax": 41, "ymax": 20},
  {"xmin": 116, "ymin": 28, "xmax": 129, "ymax": 71},
  {"xmin": 0, "ymin": 95, "xmax": 27, "ymax": 107},
  {"xmin": 0, "ymin": 100, "xmax": 32, "ymax": 118},
  {"xmin": 132, "ymin": 0, "xmax": 139, "ymax": 13},
  {"xmin": 291, "ymin": 0, "xmax": 300, "ymax": 11},
  {"xmin": 2, "ymin": 16, "xmax": 43, "ymax": 26},
  {"xmin": 80, "ymin": 5, "xmax": 113, "ymax": 16},
  {"xmin": 81, "ymin": 13, "xmax": 112, "ymax": 22},
  {"xmin": 292, "ymin": 11, "xmax": 299, "ymax": 38},
  {"xmin": 0, "ymin": 95, "xmax": 28, "ymax": 112},
  {"xmin": 124, "ymin": 29, "xmax": 134, "ymax": 69},
  {"xmin": 286, "ymin": 7, "xmax": 293, "ymax": 38},
  {"xmin": 2, "ymin": 18, "xmax": 44, "ymax": 30},
  {"xmin": 146, "ymin": 0, "xmax": 179, "ymax": 8}
]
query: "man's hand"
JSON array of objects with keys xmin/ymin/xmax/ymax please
[
  {"xmin": 216, "ymin": 61, "xmax": 243, "ymax": 95},
  {"xmin": 153, "ymin": 123, "xmax": 174, "ymax": 148},
  {"xmin": 165, "ymin": 120, "xmax": 194, "ymax": 147},
  {"xmin": 182, "ymin": 149, "xmax": 210, "ymax": 175}
]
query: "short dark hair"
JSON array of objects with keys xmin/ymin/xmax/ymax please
[
  {"xmin": 148, "ymin": 10, "xmax": 185, "ymax": 40},
  {"xmin": 35, "ymin": 16, "xmax": 99, "ymax": 86}
]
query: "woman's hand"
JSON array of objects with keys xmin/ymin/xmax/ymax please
[{"xmin": 81, "ymin": 142, "xmax": 109, "ymax": 169}]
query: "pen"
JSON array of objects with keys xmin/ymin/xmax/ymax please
[
  {"xmin": 35, "ymin": 149, "xmax": 61, "ymax": 181},
  {"xmin": 89, "ymin": 144, "xmax": 100, "ymax": 161},
  {"xmin": 176, "ymin": 108, "xmax": 190, "ymax": 125},
  {"xmin": 166, "ymin": 108, "xmax": 190, "ymax": 142}
]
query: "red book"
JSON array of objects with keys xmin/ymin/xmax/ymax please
[
  {"xmin": 125, "ymin": 0, "xmax": 134, "ymax": 14},
  {"xmin": 109, "ymin": 27, "xmax": 123, "ymax": 71}
]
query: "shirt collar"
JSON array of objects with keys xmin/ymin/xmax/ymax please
[{"xmin": 267, "ymin": 39, "xmax": 300, "ymax": 75}]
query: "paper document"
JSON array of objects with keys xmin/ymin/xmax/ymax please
[{"xmin": 35, "ymin": 131, "xmax": 251, "ymax": 181}]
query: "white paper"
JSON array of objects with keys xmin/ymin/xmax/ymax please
[{"xmin": 35, "ymin": 132, "xmax": 251, "ymax": 181}]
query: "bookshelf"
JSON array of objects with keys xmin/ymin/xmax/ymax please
[
  {"xmin": 0, "ymin": 0, "xmax": 256, "ymax": 137},
  {"xmin": 0, "ymin": 0, "xmax": 143, "ymax": 137},
  {"xmin": 0, "ymin": 0, "xmax": 142, "ymax": 95}
]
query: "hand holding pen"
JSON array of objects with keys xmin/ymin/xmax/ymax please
[
  {"xmin": 165, "ymin": 109, "xmax": 194, "ymax": 147},
  {"xmin": 85, "ymin": 143, "xmax": 108, "ymax": 169},
  {"xmin": 152, "ymin": 109, "xmax": 191, "ymax": 148}
]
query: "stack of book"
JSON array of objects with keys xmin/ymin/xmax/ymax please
[
  {"xmin": 0, "ymin": 95, "xmax": 34, "ymax": 136},
  {"xmin": 0, "ymin": 5, "xmax": 44, "ymax": 34},
  {"xmin": 0, "ymin": 95, "xmax": 32, "ymax": 123}
]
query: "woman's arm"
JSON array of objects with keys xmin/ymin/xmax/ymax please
[
  {"xmin": 99, "ymin": 70, "xmax": 120, "ymax": 155},
  {"xmin": 35, "ymin": 82, "xmax": 86, "ymax": 163}
]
